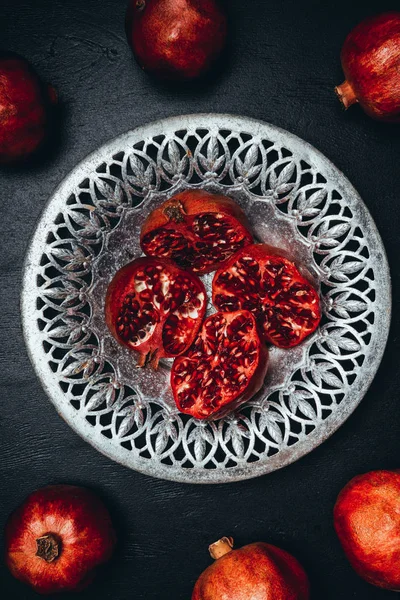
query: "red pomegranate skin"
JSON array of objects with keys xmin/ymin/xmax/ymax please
[
  {"xmin": 126, "ymin": 0, "xmax": 227, "ymax": 80},
  {"xmin": 5, "ymin": 485, "xmax": 116, "ymax": 594},
  {"xmin": 336, "ymin": 12, "xmax": 400, "ymax": 122},
  {"xmin": 192, "ymin": 542, "xmax": 310, "ymax": 600},
  {"xmin": 0, "ymin": 54, "xmax": 55, "ymax": 163},
  {"xmin": 334, "ymin": 470, "xmax": 400, "ymax": 590}
]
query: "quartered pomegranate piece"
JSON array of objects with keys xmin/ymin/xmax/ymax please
[
  {"xmin": 105, "ymin": 257, "xmax": 206, "ymax": 368},
  {"xmin": 213, "ymin": 244, "xmax": 321, "ymax": 349},
  {"xmin": 140, "ymin": 190, "xmax": 253, "ymax": 274},
  {"xmin": 171, "ymin": 311, "xmax": 268, "ymax": 420}
]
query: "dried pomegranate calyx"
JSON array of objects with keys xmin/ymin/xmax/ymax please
[
  {"xmin": 35, "ymin": 533, "xmax": 61, "ymax": 563},
  {"xmin": 209, "ymin": 537, "xmax": 234, "ymax": 560},
  {"xmin": 136, "ymin": 348, "xmax": 160, "ymax": 369},
  {"xmin": 335, "ymin": 80, "xmax": 358, "ymax": 109},
  {"xmin": 163, "ymin": 199, "xmax": 186, "ymax": 223}
]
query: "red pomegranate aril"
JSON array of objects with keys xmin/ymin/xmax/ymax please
[
  {"xmin": 105, "ymin": 257, "xmax": 206, "ymax": 368},
  {"xmin": 172, "ymin": 310, "xmax": 268, "ymax": 419},
  {"xmin": 140, "ymin": 190, "xmax": 253, "ymax": 274},
  {"xmin": 213, "ymin": 244, "xmax": 321, "ymax": 349}
]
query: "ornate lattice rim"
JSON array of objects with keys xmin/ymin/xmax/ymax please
[{"xmin": 21, "ymin": 114, "xmax": 391, "ymax": 483}]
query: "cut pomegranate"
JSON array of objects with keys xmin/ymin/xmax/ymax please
[
  {"xmin": 171, "ymin": 310, "xmax": 268, "ymax": 419},
  {"xmin": 105, "ymin": 257, "xmax": 206, "ymax": 368},
  {"xmin": 213, "ymin": 244, "xmax": 321, "ymax": 349},
  {"xmin": 140, "ymin": 190, "xmax": 253, "ymax": 274}
]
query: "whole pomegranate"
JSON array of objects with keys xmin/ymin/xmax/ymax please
[
  {"xmin": 126, "ymin": 0, "xmax": 227, "ymax": 80},
  {"xmin": 0, "ymin": 53, "xmax": 56, "ymax": 163},
  {"xmin": 335, "ymin": 12, "xmax": 400, "ymax": 122},
  {"xmin": 192, "ymin": 537, "xmax": 310, "ymax": 600},
  {"xmin": 5, "ymin": 485, "xmax": 116, "ymax": 594},
  {"xmin": 334, "ymin": 470, "xmax": 400, "ymax": 591}
]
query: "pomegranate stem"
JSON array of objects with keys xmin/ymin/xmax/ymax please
[
  {"xmin": 209, "ymin": 537, "xmax": 234, "ymax": 560},
  {"xmin": 335, "ymin": 80, "xmax": 358, "ymax": 109},
  {"xmin": 150, "ymin": 350, "xmax": 160, "ymax": 370},
  {"xmin": 36, "ymin": 533, "xmax": 61, "ymax": 563}
]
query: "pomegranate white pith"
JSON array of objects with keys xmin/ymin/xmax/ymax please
[{"xmin": 140, "ymin": 190, "xmax": 253, "ymax": 274}]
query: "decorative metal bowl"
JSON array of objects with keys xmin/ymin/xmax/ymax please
[{"xmin": 22, "ymin": 114, "xmax": 391, "ymax": 483}]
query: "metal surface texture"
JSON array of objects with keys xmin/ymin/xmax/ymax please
[{"xmin": 21, "ymin": 114, "xmax": 391, "ymax": 483}]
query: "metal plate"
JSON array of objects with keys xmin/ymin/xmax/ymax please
[{"xmin": 21, "ymin": 114, "xmax": 391, "ymax": 483}]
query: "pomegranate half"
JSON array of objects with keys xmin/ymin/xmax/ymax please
[
  {"xmin": 171, "ymin": 310, "xmax": 268, "ymax": 419},
  {"xmin": 213, "ymin": 244, "xmax": 321, "ymax": 349},
  {"xmin": 105, "ymin": 256, "xmax": 206, "ymax": 368},
  {"xmin": 140, "ymin": 190, "xmax": 253, "ymax": 275}
]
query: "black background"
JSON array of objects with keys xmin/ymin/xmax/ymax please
[{"xmin": 1, "ymin": 0, "xmax": 400, "ymax": 598}]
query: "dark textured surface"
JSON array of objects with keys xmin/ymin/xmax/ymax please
[{"xmin": 1, "ymin": 0, "xmax": 399, "ymax": 597}]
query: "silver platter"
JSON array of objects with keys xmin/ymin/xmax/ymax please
[{"xmin": 22, "ymin": 114, "xmax": 391, "ymax": 483}]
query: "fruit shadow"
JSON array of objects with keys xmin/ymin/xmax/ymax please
[
  {"xmin": 135, "ymin": 53, "xmax": 234, "ymax": 100},
  {"xmin": 334, "ymin": 99, "xmax": 400, "ymax": 140}
]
